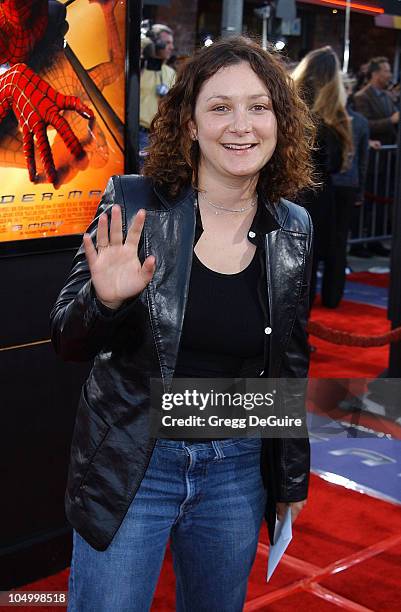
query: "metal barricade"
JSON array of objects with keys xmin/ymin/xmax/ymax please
[{"xmin": 349, "ymin": 144, "xmax": 396, "ymax": 245}]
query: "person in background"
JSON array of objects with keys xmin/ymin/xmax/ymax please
[
  {"xmin": 139, "ymin": 23, "xmax": 176, "ymax": 157},
  {"xmin": 354, "ymin": 57, "xmax": 398, "ymax": 144},
  {"xmin": 349, "ymin": 61, "xmax": 369, "ymax": 104},
  {"xmin": 291, "ymin": 46, "xmax": 353, "ymax": 308},
  {"xmin": 330, "ymin": 76, "xmax": 370, "ymax": 306},
  {"xmin": 353, "ymin": 57, "xmax": 397, "ymax": 257}
]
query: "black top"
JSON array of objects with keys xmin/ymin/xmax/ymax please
[
  {"xmin": 173, "ymin": 242, "xmax": 265, "ymax": 442},
  {"xmin": 175, "ymin": 250, "xmax": 264, "ymax": 378}
]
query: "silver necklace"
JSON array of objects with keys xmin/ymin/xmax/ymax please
[{"xmin": 199, "ymin": 191, "xmax": 257, "ymax": 215}]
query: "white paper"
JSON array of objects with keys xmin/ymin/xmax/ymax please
[{"xmin": 266, "ymin": 507, "xmax": 293, "ymax": 582}]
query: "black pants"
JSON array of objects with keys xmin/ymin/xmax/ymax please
[{"xmin": 311, "ymin": 186, "xmax": 356, "ymax": 309}]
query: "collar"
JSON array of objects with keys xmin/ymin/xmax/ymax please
[
  {"xmin": 371, "ymin": 85, "xmax": 387, "ymax": 97},
  {"xmin": 194, "ymin": 191, "xmax": 280, "ymax": 249},
  {"xmin": 153, "ymin": 181, "xmax": 284, "ymax": 237}
]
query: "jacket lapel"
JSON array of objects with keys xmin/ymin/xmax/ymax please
[
  {"xmin": 143, "ymin": 193, "xmax": 196, "ymax": 389},
  {"xmin": 366, "ymin": 86, "xmax": 386, "ymax": 117},
  {"xmin": 143, "ymin": 183, "xmax": 307, "ymax": 384},
  {"xmin": 265, "ymin": 227, "xmax": 308, "ymax": 377}
]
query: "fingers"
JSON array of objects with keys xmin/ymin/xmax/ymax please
[
  {"xmin": 21, "ymin": 126, "xmax": 37, "ymax": 182},
  {"xmin": 34, "ymin": 124, "xmax": 57, "ymax": 184},
  {"xmin": 91, "ymin": 206, "xmax": 149, "ymax": 264},
  {"xmin": 96, "ymin": 211, "xmax": 109, "ymax": 248},
  {"xmin": 125, "ymin": 209, "xmax": 146, "ymax": 251},
  {"xmin": 276, "ymin": 500, "xmax": 306, "ymax": 523},
  {"xmin": 289, "ymin": 500, "xmax": 307, "ymax": 523},
  {"xmin": 94, "ymin": 205, "xmax": 129, "ymax": 250},
  {"xmin": 0, "ymin": 97, "xmax": 11, "ymax": 124},
  {"xmin": 83, "ymin": 233, "xmax": 98, "ymax": 270},
  {"xmin": 109, "ymin": 205, "xmax": 123, "ymax": 246},
  {"xmin": 49, "ymin": 112, "xmax": 85, "ymax": 159},
  {"xmin": 141, "ymin": 255, "xmax": 156, "ymax": 284},
  {"xmin": 59, "ymin": 95, "xmax": 95, "ymax": 129},
  {"xmin": 276, "ymin": 502, "xmax": 286, "ymax": 522},
  {"xmin": 62, "ymin": 96, "xmax": 95, "ymax": 124},
  {"xmin": 290, "ymin": 506, "xmax": 300, "ymax": 523}
]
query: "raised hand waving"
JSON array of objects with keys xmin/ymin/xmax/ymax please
[{"xmin": 83, "ymin": 205, "xmax": 156, "ymax": 310}]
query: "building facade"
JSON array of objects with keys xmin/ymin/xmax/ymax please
[{"xmin": 143, "ymin": 0, "xmax": 400, "ymax": 74}]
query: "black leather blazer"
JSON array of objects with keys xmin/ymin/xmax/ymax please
[{"xmin": 51, "ymin": 175, "xmax": 313, "ymax": 551}]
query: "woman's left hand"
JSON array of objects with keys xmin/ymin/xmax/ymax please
[{"xmin": 276, "ymin": 499, "xmax": 307, "ymax": 524}]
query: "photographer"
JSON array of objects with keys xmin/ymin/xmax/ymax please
[{"xmin": 139, "ymin": 23, "xmax": 175, "ymax": 155}]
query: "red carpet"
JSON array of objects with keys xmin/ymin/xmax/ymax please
[
  {"xmin": 309, "ymin": 298, "xmax": 390, "ymax": 378},
  {"xmin": 16, "ymin": 474, "xmax": 401, "ymax": 611},
  {"xmin": 346, "ymin": 271, "xmax": 390, "ymax": 288},
  {"xmin": 13, "ymin": 295, "xmax": 400, "ymax": 610},
  {"xmin": 306, "ymin": 297, "xmax": 401, "ymax": 436}
]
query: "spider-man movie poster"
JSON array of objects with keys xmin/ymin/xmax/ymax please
[{"xmin": 0, "ymin": 0, "xmax": 125, "ymax": 242}]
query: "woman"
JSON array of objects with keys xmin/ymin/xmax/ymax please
[
  {"xmin": 291, "ymin": 46, "xmax": 353, "ymax": 308},
  {"xmin": 332, "ymin": 75, "xmax": 370, "ymax": 303},
  {"xmin": 51, "ymin": 36, "xmax": 315, "ymax": 612}
]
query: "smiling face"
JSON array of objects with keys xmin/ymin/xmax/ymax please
[{"xmin": 189, "ymin": 62, "xmax": 278, "ymax": 184}]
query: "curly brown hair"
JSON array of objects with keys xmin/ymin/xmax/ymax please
[{"xmin": 143, "ymin": 36, "xmax": 316, "ymax": 203}]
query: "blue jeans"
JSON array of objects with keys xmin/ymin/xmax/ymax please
[{"xmin": 67, "ymin": 438, "xmax": 266, "ymax": 612}]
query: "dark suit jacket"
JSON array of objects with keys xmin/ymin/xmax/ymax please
[{"xmin": 354, "ymin": 84, "xmax": 397, "ymax": 144}]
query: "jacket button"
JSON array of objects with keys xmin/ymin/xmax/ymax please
[
  {"xmin": 264, "ymin": 326, "xmax": 272, "ymax": 335},
  {"xmin": 248, "ymin": 230, "xmax": 256, "ymax": 238}
]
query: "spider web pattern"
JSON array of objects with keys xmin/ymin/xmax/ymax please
[
  {"xmin": 0, "ymin": 0, "xmax": 123, "ymax": 183},
  {"xmin": 0, "ymin": 0, "xmax": 48, "ymax": 64},
  {"xmin": 0, "ymin": 63, "xmax": 93, "ymax": 182}
]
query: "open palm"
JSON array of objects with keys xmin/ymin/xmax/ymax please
[{"xmin": 83, "ymin": 205, "xmax": 155, "ymax": 310}]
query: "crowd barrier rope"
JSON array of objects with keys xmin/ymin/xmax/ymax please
[{"xmin": 307, "ymin": 321, "xmax": 401, "ymax": 347}]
